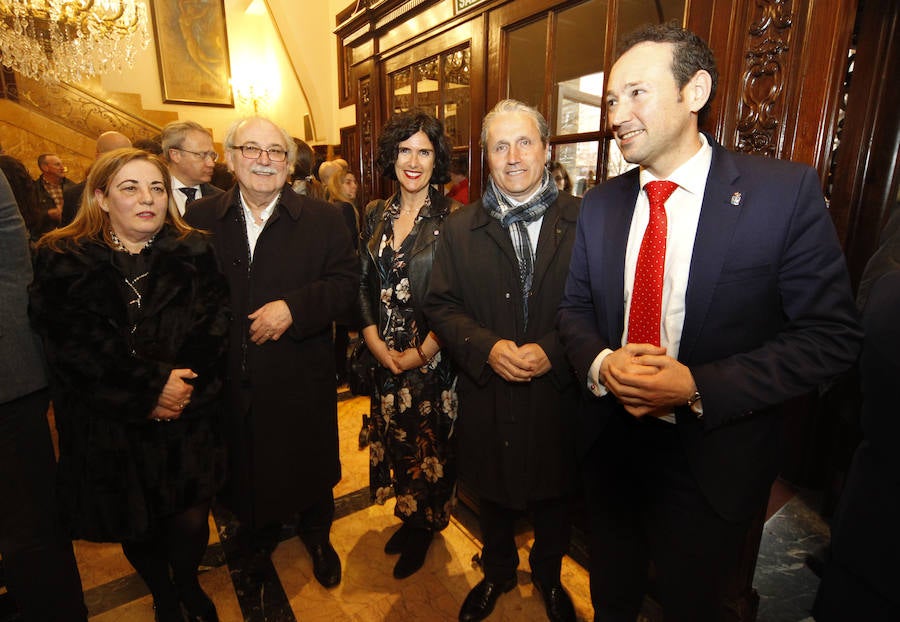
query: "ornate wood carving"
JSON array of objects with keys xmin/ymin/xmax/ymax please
[
  {"xmin": 358, "ymin": 75, "xmax": 376, "ymax": 205},
  {"xmin": 736, "ymin": 0, "xmax": 794, "ymax": 156},
  {"xmin": 2, "ymin": 73, "xmax": 163, "ymax": 142}
]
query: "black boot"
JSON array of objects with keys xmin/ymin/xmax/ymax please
[
  {"xmin": 358, "ymin": 414, "xmax": 371, "ymax": 449},
  {"xmin": 393, "ymin": 528, "xmax": 432, "ymax": 579}
]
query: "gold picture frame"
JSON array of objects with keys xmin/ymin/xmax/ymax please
[{"xmin": 149, "ymin": 0, "xmax": 234, "ymax": 107}]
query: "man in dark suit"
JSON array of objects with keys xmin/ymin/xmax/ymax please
[
  {"xmin": 426, "ymin": 99, "xmax": 579, "ymax": 622},
  {"xmin": 557, "ymin": 24, "xmax": 862, "ymax": 621},
  {"xmin": 162, "ymin": 120, "xmax": 223, "ymax": 215},
  {"xmin": 0, "ymin": 170, "xmax": 86, "ymax": 621},
  {"xmin": 185, "ymin": 117, "xmax": 357, "ymax": 589}
]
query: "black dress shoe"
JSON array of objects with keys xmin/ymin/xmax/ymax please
[
  {"xmin": 306, "ymin": 541, "xmax": 342, "ymax": 588},
  {"xmin": 384, "ymin": 523, "xmax": 411, "ymax": 555},
  {"xmin": 153, "ymin": 601, "xmax": 185, "ymax": 622},
  {"xmin": 181, "ymin": 592, "xmax": 219, "ymax": 622},
  {"xmin": 393, "ymin": 528, "xmax": 432, "ymax": 579},
  {"xmin": 459, "ymin": 577, "xmax": 517, "ymax": 621},
  {"xmin": 531, "ymin": 576, "xmax": 575, "ymax": 622}
]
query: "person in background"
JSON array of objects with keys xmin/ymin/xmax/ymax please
[
  {"xmin": 185, "ymin": 117, "xmax": 357, "ymax": 590},
  {"xmin": 557, "ymin": 24, "xmax": 861, "ymax": 621},
  {"xmin": 61, "ymin": 130, "xmax": 132, "ymax": 227},
  {"xmin": 210, "ymin": 162, "xmax": 236, "ymax": 191},
  {"xmin": 133, "ymin": 137, "xmax": 164, "ymax": 155},
  {"xmin": 328, "ymin": 166, "xmax": 361, "ymax": 386},
  {"xmin": 161, "ymin": 120, "xmax": 223, "ymax": 215},
  {"xmin": 34, "ymin": 152, "xmax": 75, "ymax": 237},
  {"xmin": 360, "ymin": 110, "xmax": 460, "ymax": 579},
  {"xmin": 446, "ymin": 155, "xmax": 469, "ymax": 204},
  {"xmin": 426, "ymin": 99, "xmax": 580, "ymax": 622},
  {"xmin": 318, "ymin": 159, "xmax": 347, "ymax": 200},
  {"xmin": 812, "ymin": 206, "xmax": 900, "ymax": 620},
  {"xmin": 292, "ymin": 138, "xmax": 325, "ymax": 200},
  {"xmin": 1, "ymin": 169, "xmax": 87, "ymax": 622},
  {"xmin": 0, "ymin": 154, "xmax": 42, "ymax": 240},
  {"xmin": 549, "ymin": 161, "xmax": 572, "ymax": 194},
  {"xmin": 29, "ymin": 148, "xmax": 230, "ymax": 622}
]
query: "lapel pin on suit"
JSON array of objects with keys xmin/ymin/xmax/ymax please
[{"xmin": 730, "ymin": 191, "xmax": 743, "ymax": 206}]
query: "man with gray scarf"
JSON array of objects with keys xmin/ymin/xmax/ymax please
[{"xmin": 426, "ymin": 100, "xmax": 579, "ymax": 622}]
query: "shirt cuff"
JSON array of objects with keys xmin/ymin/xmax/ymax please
[{"xmin": 587, "ymin": 349, "xmax": 613, "ymax": 396}]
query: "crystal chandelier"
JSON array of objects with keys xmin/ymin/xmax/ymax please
[{"xmin": 0, "ymin": 0, "xmax": 149, "ymax": 83}]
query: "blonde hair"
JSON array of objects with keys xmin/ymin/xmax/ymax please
[
  {"xmin": 326, "ymin": 167, "xmax": 355, "ymax": 205},
  {"xmin": 37, "ymin": 148, "xmax": 192, "ymax": 252}
]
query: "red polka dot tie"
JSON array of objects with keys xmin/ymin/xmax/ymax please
[{"xmin": 627, "ymin": 180, "xmax": 679, "ymax": 347}]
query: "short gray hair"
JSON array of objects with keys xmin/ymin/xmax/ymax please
[
  {"xmin": 480, "ymin": 99, "xmax": 550, "ymax": 148},
  {"xmin": 223, "ymin": 117, "xmax": 298, "ymax": 167},
  {"xmin": 160, "ymin": 120, "xmax": 212, "ymax": 160}
]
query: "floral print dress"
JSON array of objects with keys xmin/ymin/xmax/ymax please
[{"xmin": 369, "ymin": 203, "xmax": 458, "ymax": 532}]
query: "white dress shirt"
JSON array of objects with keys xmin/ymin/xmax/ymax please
[
  {"xmin": 241, "ymin": 191, "xmax": 279, "ymax": 260},
  {"xmin": 171, "ymin": 177, "xmax": 201, "ymax": 216},
  {"xmin": 588, "ymin": 133, "xmax": 713, "ymax": 422}
]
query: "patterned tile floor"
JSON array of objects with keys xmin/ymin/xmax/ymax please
[{"xmin": 2, "ymin": 390, "xmax": 826, "ymax": 621}]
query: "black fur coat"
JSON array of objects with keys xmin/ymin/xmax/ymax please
[{"xmin": 29, "ymin": 226, "xmax": 230, "ymax": 542}]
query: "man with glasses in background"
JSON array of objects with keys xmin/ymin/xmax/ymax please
[
  {"xmin": 162, "ymin": 120, "xmax": 223, "ymax": 215},
  {"xmin": 185, "ymin": 117, "xmax": 358, "ymax": 591}
]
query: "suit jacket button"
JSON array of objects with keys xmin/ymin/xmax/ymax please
[{"xmin": 233, "ymin": 258, "xmax": 242, "ymax": 266}]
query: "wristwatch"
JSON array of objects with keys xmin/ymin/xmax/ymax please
[{"xmin": 687, "ymin": 391, "xmax": 703, "ymax": 418}]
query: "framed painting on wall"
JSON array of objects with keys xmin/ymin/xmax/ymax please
[{"xmin": 149, "ymin": 0, "xmax": 234, "ymax": 107}]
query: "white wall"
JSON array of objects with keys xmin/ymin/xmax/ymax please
[{"xmin": 98, "ymin": 0, "xmax": 354, "ymax": 146}]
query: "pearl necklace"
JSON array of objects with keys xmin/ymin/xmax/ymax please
[{"xmin": 109, "ymin": 229, "xmax": 157, "ymax": 253}]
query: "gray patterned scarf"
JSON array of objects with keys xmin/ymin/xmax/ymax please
[{"xmin": 482, "ymin": 169, "xmax": 558, "ymax": 327}]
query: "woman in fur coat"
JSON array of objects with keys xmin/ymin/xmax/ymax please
[{"xmin": 29, "ymin": 148, "xmax": 230, "ymax": 622}]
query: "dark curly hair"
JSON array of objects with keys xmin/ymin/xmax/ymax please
[
  {"xmin": 376, "ymin": 111, "xmax": 452, "ymax": 185},
  {"xmin": 617, "ymin": 22, "xmax": 718, "ymax": 126}
]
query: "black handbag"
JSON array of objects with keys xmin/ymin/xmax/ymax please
[{"xmin": 347, "ymin": 337, "xmax": 376, "ymax": 396}]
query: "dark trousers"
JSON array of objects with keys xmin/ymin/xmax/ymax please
[
  {"xmin": 243, "ymin": 488, "xmax": 336, "ymax": 554},
  {"xmin": 582, "ymin": 413, "xmax": 750, "ymax": 622},
  {"xmin": 0, "ymin": 389, "xmax": 86, "ymax": 622},
  {"xmin": 478, "ymin": 495, "xmax": 572, "ymax": 586},
  {"xmin": 296, "ymin": 488, "xmax": 336, "ymax": 547}
]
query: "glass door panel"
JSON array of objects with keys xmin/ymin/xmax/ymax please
[
  {"xmin": 553, "ymin": 0, "xmax": 608, "ymax": 136},
  {"xmin": 553, "ymin": 141, "xmax": 601, "ymax": 197},
  {"xmin": 391, "ymin": 67, "xmax": 412, "ymax": 114},
  {"xmin": 443, "ymin": 48, "xmax": 471, "ymax": 149},
  {"xmin": 507, "ymin": 17, "xmax": 548, "ymax": 106}
]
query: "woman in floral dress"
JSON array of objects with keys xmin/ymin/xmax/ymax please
[{"xmin": 358, "ymin": 111, "xmax": 460, "ymax": 579}]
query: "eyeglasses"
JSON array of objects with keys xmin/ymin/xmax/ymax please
[
  {"xmin": 172, "ymin": 147, "xmax": 219, "ymax": 162},
  {"xmin": 231, "ymin": 145, "xmax": 288, "ymax": 162}
]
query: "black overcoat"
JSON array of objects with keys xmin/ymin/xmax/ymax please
[
  {"xmin": 28, "ymin": 227, "xmax": 230, "ymax": 542},
  {"xmin": 186, "ymin": 185, "xmax": 358, "ymax": 526},
  {"xmin": 424, "ymin": 193, "xmax": 580, "ymax": 509}
]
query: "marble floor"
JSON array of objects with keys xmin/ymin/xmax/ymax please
[{"xmin": 2, "ymin": 389, "xmax": 827, "ymax": 622}]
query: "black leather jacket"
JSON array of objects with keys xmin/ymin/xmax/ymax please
[{"xmin": 358, "ymin": 186, "xmax": 459, "ymax": 340}]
